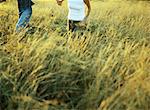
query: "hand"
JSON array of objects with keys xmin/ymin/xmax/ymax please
[
  {"xmin": 79, "ymin": 17, "xmax": 88, "ymax": 27},
  {"xmin": 0, "ymin": 0, "xmax": 6, "ymax": 3},
  {"xmin": 81, "ymin": 16, "xmax": 88, "ymax": 25},
  {"xmin": 83, "ymin": 16, "xmax": 88, "ymax": 23}
]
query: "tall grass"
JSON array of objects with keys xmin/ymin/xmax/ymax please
[{"xmin": 0, "ymin": 1, "xmax": 150, "ymax": 110}]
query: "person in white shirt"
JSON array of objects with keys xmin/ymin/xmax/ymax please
[{"xmin": 57, "ymin": 0, "xmax": 91, "ymax": 32}]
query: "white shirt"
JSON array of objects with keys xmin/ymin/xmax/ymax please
[{"xmin": 68, "ymin": 0, "xmax": 85, "ymax": 21}]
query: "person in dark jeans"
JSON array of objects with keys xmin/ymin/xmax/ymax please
[{"xmin": 16, "ymin": 0, "xmax": 34, "ymax": 32}]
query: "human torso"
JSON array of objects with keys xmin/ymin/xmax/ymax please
[{"xmin": 68, "ymin": 0, "xmax": 85, "ymax": 21}]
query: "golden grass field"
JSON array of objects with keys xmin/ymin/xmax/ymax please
[{"xmin": 0, "ymin": 0, "xmax": 150, "ymax": 110}]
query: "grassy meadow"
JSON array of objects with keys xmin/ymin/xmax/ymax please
[{"xmin": 0, "ymin": 0, "xmax": 150, "ymax": 110}]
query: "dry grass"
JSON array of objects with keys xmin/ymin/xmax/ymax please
[{"xmin": 0, "ymin": 0, "xmax": 150, "ymax": 110}]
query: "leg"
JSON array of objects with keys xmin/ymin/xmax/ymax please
[
  {"xmin": 68, "ymin": 20, "xmax": 74, "ymax": 32},
  {"xmin": 16, "ymin": 7, "xmax": 32, "ymax": 32},
  {"xmin": 68, "ymin": 20, "xmax": 80, "ymax": 32}
]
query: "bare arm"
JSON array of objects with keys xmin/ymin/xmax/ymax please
[{"xmin": 84, "ymin": 0, "xmax": 91, "ymax": 18}]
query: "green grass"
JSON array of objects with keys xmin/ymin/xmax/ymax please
[{"xmin": 0, "ymin": 0, "xmax": 150, "ymax": 110}]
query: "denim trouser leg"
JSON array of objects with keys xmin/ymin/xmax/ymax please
[{"xmin": 16, "ymin": 7, "xmax": 32, "ymax": 32}]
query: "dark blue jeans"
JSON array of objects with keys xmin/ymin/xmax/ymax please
[{"xmin": 16, "ymin": 7, "xmax": 32, "ymax": 32}]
